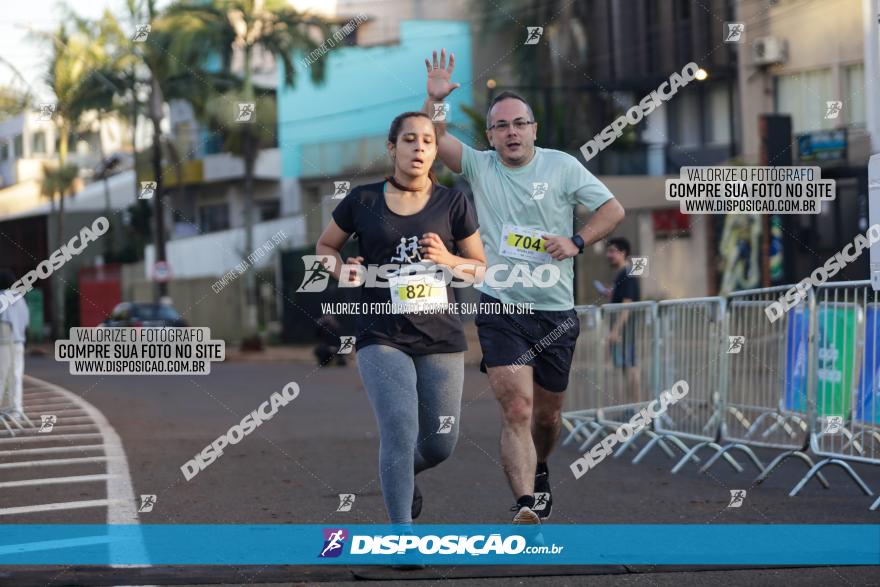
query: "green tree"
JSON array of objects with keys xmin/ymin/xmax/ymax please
[
  {"xmin": 33, "ymin": 14, "xmax": 111, "ymax": 337},
  {"xmin": 162, "ymin": 0, "xmax": 331, "ymax": 346}
]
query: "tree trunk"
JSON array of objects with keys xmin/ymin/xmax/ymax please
[
  {"xmin": 98, "ymin": 113, "xmax": 114, "ymax": 260},
  {"xmin": 53, "ymin": 123, "xmax": 69, "ymax": 339},
  {"xmin": 149, "ymin": 73, "xmax": 167, "ymax": 300},
  {"xmin": 241, "ymin": 47, "xmax": 259, "ymax": 347}
]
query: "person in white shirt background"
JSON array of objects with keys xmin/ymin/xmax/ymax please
[{"xmin": 0, "ymin": 268, "xmax": 30, "ymax": 422}]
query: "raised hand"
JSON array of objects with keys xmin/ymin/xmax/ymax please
[{"xmin": 425, "ymin": 48, "xmax": 461, "ymax": 101}]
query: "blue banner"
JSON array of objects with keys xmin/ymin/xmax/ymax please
[
  {"xmin": 0, "ymin": 525, "xmax": 877, "ymax": 565},
  {"xmin": 857, "ymin": 304, "xmax": 880, "ymax": 423},
  {"xmin": 784, "ymin": 305, "xmax": 809, "ymax": 412}
]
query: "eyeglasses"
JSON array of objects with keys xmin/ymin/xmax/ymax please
[{"xmin": 487, "ymin": 119, "xmax": 536, "ymax": 132}]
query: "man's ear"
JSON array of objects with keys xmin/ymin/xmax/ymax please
[{"xmin": 485, "ymin": 130, "xmax": 493, "ymax": 148}]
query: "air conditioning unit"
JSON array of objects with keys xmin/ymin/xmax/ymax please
[{"xmin": 752, "ymin": 37, "xmax": 788, "ymax": 66}]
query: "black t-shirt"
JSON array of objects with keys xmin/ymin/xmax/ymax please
[
  {"xmin": 611, "ymin": 267, "xmax": 640, "ymax": 303},
  {"xmin": 332, "ymin": 181, "xmax": 479, "ymax": 355}
]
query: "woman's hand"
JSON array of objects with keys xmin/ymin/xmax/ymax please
[
  {"xmin": 419, "ymin": 233, "xmax": 453, "ymax": 266},
  {"xmin": 342, "ymin": 256, "xmax": 364, "ymax": 286}
]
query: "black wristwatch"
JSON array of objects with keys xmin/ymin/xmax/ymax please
[{"xmin": 570, "ymin": 234, "xmax": 585, "ymax": 254}]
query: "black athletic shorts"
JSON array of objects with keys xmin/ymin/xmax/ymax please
[{"xmin": 474, "ymin": 292, "xmax": 580, "ymax": 392}]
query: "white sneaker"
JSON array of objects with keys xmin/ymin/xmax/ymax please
[{"xmin": 511, "ymin": 506, "xmax": 541, "ymax": 524}]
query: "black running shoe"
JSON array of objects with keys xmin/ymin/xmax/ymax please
[
  {"xmin": 411, "ymin": 483, "xmax": 423, "ymax": 519},
  {"xmin": 533, "ymin": 468, "xmax": 552, "ymax": 519}
]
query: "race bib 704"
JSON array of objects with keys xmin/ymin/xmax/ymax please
[{"xmin": 499, "ymin": 224, "xmax": 552, "ymax": 263}]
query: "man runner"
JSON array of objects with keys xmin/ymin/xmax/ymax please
[{"xmin": 422, "ymin": 49, "xmax": 625, "ymax": 523}]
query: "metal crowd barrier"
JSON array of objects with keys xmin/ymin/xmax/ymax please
[
  {"xmin": 562, "ymin": 302, "xmax": 680, "ymax": 460},
  {"xmin": 594, "ymin": 302, "xmax": 676, "ymax": 459},
  {"xmin": 632, "ymin": 298, "xmax": 742, "ymax": 473},
  {"xmin": 707, "ymin": 286, "xmax": 823, "ymax": 484},
  {"xmin": 561, "ymin": 306, "xmax": 603, "ymax": 447},
  {"xmin": 562, "ymin": 284, "xmax": 880, "ymax": 509},
  {"xmin": 788, "ymin": 281, "xmax": 878, "ymax": 504}
]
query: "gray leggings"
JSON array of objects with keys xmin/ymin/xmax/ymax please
[{"xmin": 356, "ymin": 344, "xmax": 464, "ymax": 524}]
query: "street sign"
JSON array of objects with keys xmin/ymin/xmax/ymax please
[{"xmin": 153, "ymin": 261, "xmax": 172, "ymax": 283}]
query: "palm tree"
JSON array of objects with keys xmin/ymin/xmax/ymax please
[
  {"xmin": 135, "ymin": 0, "xmax": 208, "ymax": 299},
  {"xmin": 162, "ymin": 0, "xmax": 332, "ymax": 347},
  {"xmin": 65, "ymin": 9, "xmax": 139, "ymax": 261},
  {"xmin": 33, "ymin": 16, "xmax": 111, "ymax": 336},
  {"xmin": 473, "ymin": 0, "xmax": 591, "ymax": 151}
]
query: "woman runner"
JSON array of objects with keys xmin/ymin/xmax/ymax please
[{"xmin": 316, "ymin": 111, "xmax": 486, "ymax": 526}]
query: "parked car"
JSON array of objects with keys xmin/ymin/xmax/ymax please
[{"xmin": 102, "ymin": 302, "xmax": 189, "ymax": 327}]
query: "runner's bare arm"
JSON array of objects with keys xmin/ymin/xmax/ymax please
[
  {"xmin": 423, "ymin": 49, "xmax": 463, "ymax": 173},
  {"xmin": 316, "ymin": 220, "xmax": 362, "ymax": 283},
  {"xmin": 544, "ymin": 199, "xmax": 626, "ymax": 260},
  {"xmin": 579, "ymin": 198, "xmax": 625, "ymax": 247}
]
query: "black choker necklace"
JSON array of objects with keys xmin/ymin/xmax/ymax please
[{"xmin": 385, "ymin": 175, "xmax": 430, "ymax": 192}]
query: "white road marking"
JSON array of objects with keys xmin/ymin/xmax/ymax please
[
  {"xmin": 0, "ymin": 473, "xmax": 114, "ymax": 488},
  {"xmin": 0, "ymin": 424, "xmax": 99, "ymax": 437},
  {"xmin": 22, "ymin": 402, "xmax": 78, "ymax": 410},
  {"xmin": 0, "ymin": 456, "xmax": 116, "ymax": 469},
  {"xmin": 16, "ymin": 416, "xmax": 94, "ymax": 425},
  {"xmin": 0, "ymin": 499, "xmax": 122, "ymax": 516},
  {"xmin": 0, "ymin": 444, "xmax": 103, "ymax": 457},
  {"xmin": 24, "ymin": 408, "xmax": 88, "ymax": 416},
  {"xmin": 21, "ymin": 393, "xmax": 61, "ymax": 401},
  {"xmin": 23, "ymin": 375, "xmax": 150, "ymax": 566},
  {"xmin": 0, "ymin": 432, "xmax": 102, "ymax": 444}
]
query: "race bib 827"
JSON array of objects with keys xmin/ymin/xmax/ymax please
[{"xmin": 389, "ymin": 272, "xmax": 448, "ymax": 314}]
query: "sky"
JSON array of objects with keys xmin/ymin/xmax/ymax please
[
  {"xmin": 0, "ymin": 0, "xmax": 336, "ymax": 103},
  {"xmin": 0, "ymin": 0, "xmax": 139, "ymax": 101}
]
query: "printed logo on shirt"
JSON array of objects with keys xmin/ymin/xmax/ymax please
[
  {"xmin": 531, "ymin": 182, "xmax": 549, "ymax": 201},
  {"xmin": 389, "ymin": 236, "xmax": 424, "ymax": 265}
]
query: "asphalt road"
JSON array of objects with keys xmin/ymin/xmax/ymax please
[{"xmin": 1, "ymin": 353, "xmax": 878, "ymax": 585}]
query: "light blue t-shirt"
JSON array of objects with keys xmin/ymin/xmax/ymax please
[{"xmin": 460, "ymin": 144, "xmax": 615, "ymax": 310}]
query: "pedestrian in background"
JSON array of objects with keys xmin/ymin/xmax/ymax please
[
  {"xmin": 604, "ymin": 238, "xmax": 642, "ymax": 409},
  {"xmin": 0, "ymin": 268, "xmax": 30, "ymax": 422}
]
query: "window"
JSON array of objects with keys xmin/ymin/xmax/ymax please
[
  {"xmin": 844, "ymin": 63, "xmax": 866, "ymax": 127},
  {"xmin": 708, "ymin": 85, "xmax": 731, "ymax": 145},
  {"xmin": 199, "ymin": 203, "xmax": 230, "ymax": 232},
  {"xmin": 0, "ymin": 142, "xmax": 7, "ymax": 160},
  {"xmin": 257, "ymin": 199, "xmax": 280, "ymax": 222},
  {"xmin": 32, "ymin": 131, "xmax": 46, "ymax": 154},
  {"xmin": 13, "ymin": 135, "xmax": 22, "ymax": 158},
  {"xmin": 673, "ymin": 93, "xmax": 701, "ymax": 148},
  {"xmin": 775, "ymin": 68, "xmax": 833, "ymax": 133}
]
